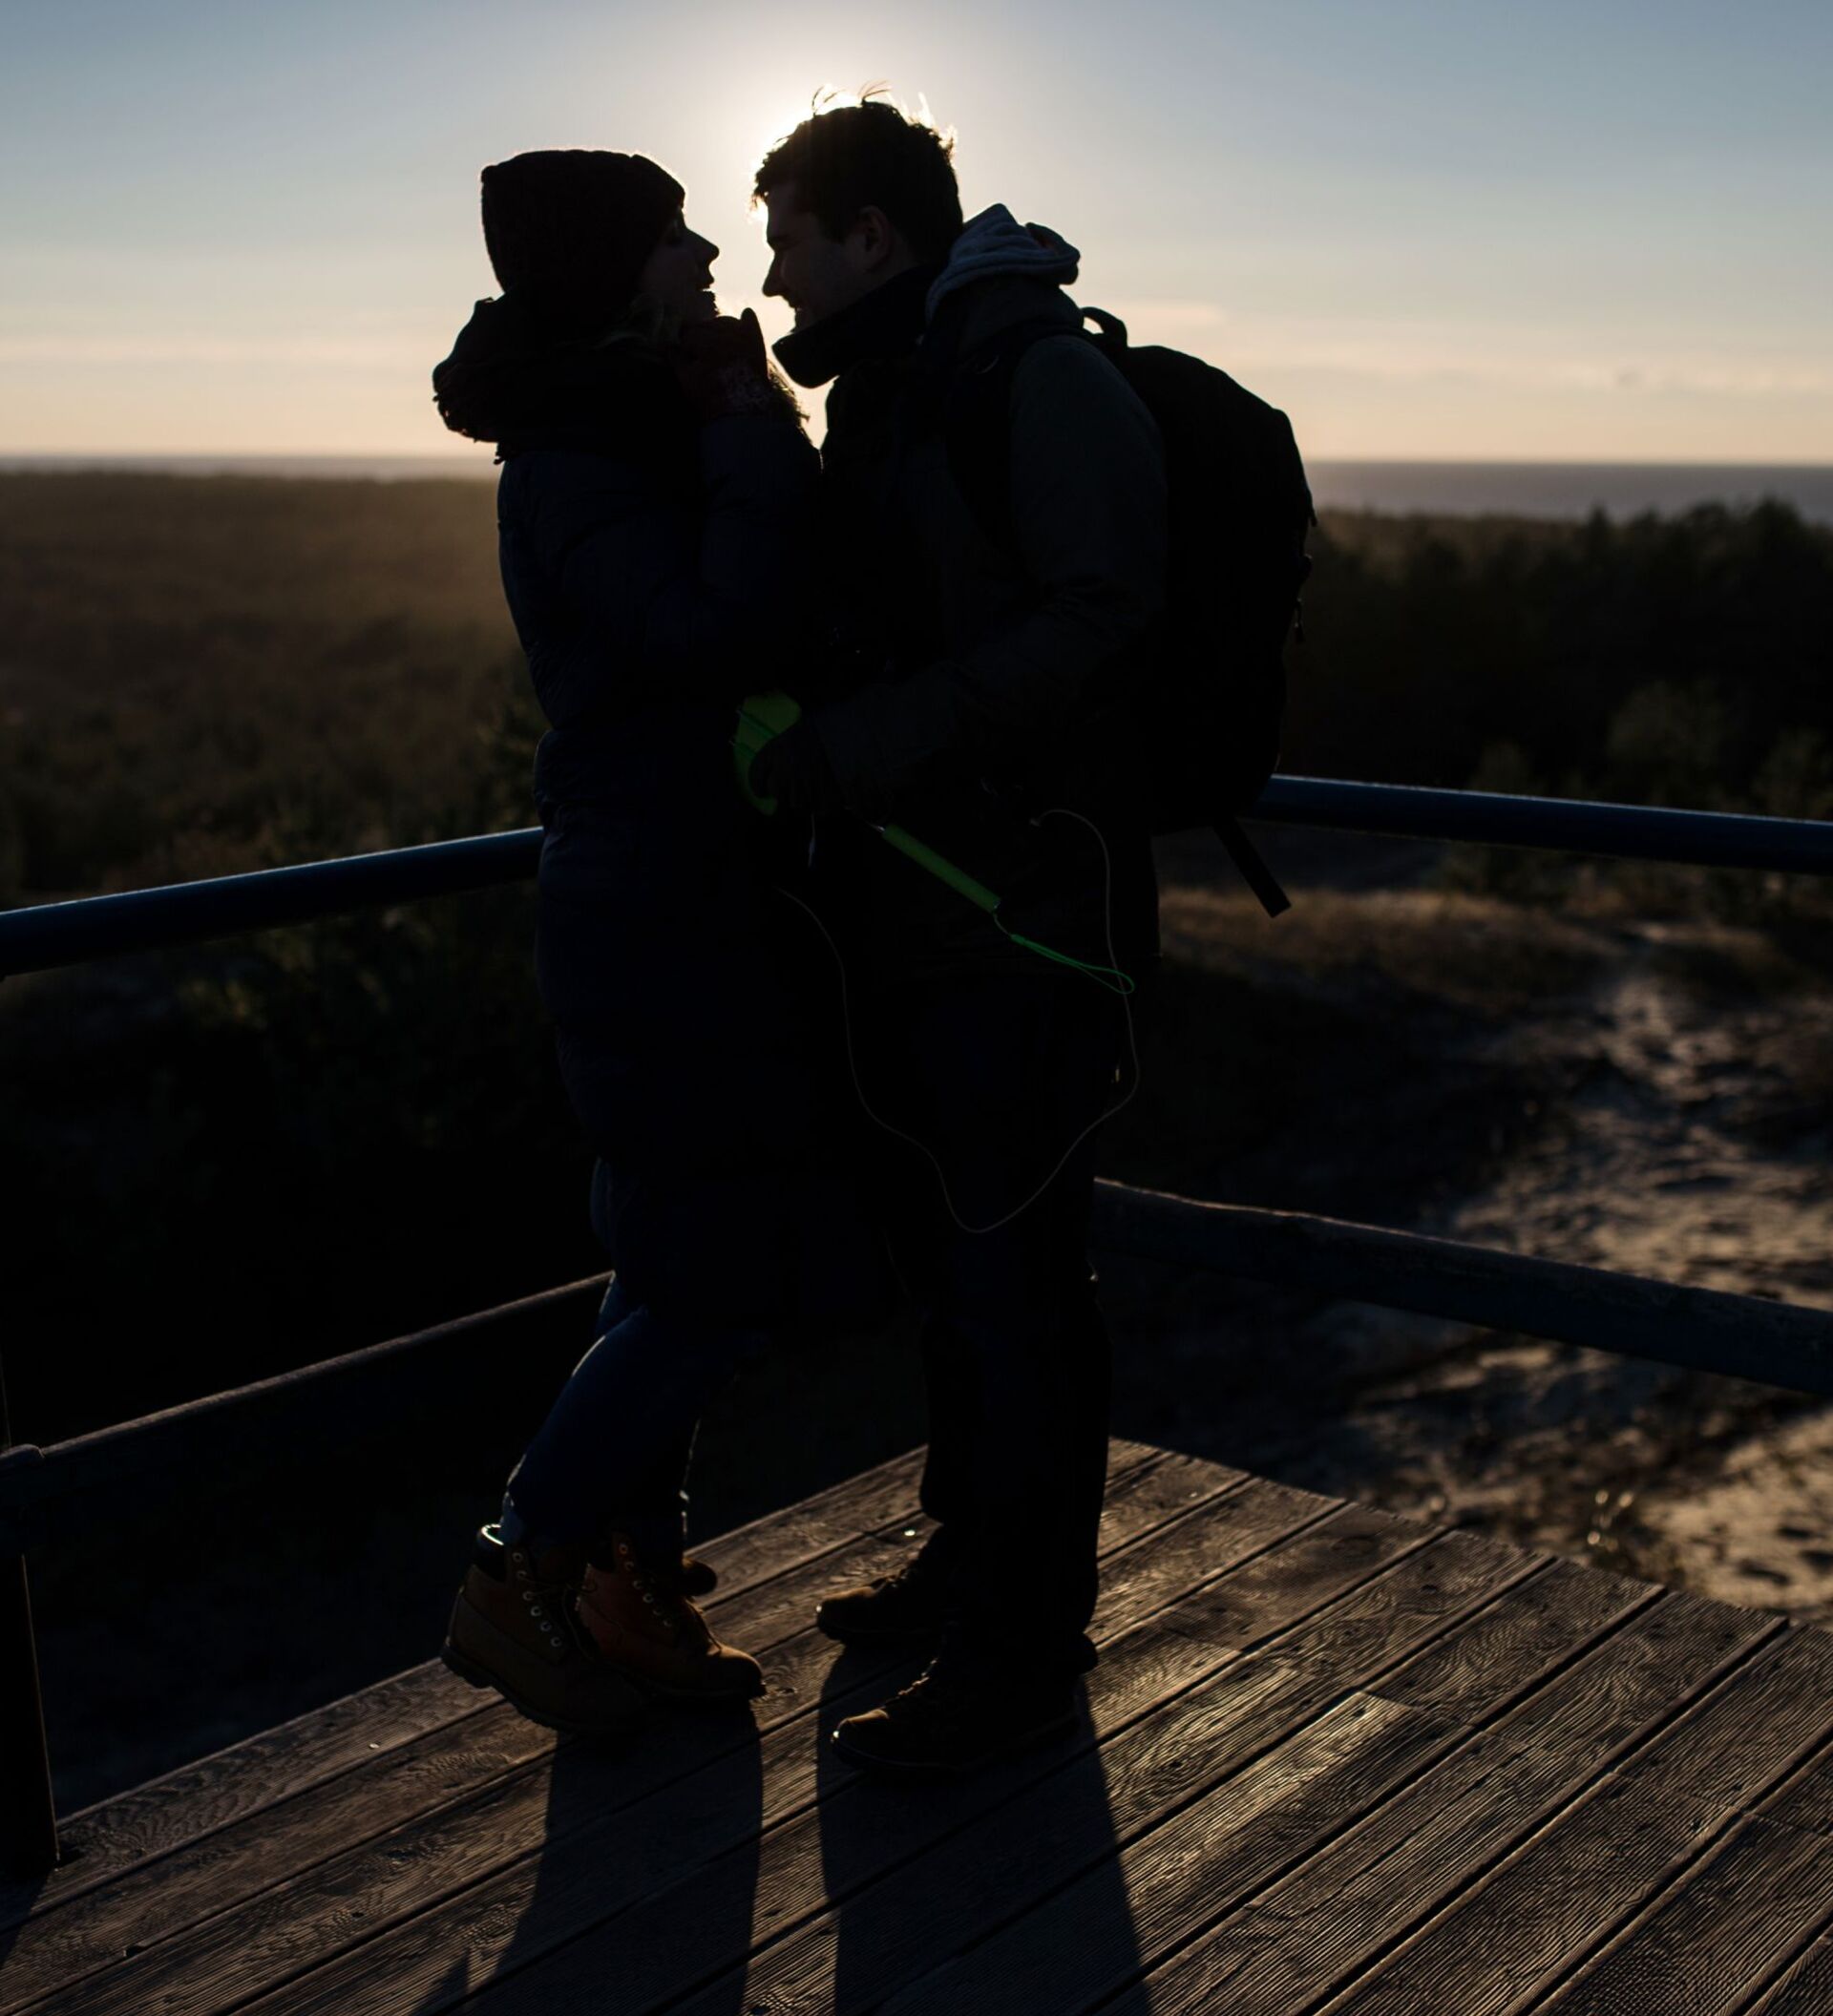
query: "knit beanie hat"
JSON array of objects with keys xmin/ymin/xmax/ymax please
[{"xmin": 479, "ymin": 150, "xmax": 685, "ymax": 326}]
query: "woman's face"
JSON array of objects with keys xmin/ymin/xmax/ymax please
[{"xmin": 636, "ymin": 211, "xmax": 720, "ymax": 324}]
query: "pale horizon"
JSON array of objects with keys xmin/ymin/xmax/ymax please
[
  {"xmin": 11, "ymin": 450, "xmax": 1833, "ymax": 471},
  {"xmin": 7, "ymin": 1, "xmax": 1830, "ymax": 463}
]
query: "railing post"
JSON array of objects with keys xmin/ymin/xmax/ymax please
[{"xmin": 0, "ymin": 1354, "xmax": 57, "ymax": 1877}]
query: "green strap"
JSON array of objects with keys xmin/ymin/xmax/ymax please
[
  {"xmin": 878, "ymin": 823, "xmax": 1000, "ymax": 911},
  {"xmin": 882, "ymin": 824, "xmax": 1135, "ymax": 994},
  {"xmin": 999, "ymin": 926, "xmax": 1136, "ymax": 995},
  {"xmin": 731, "ymin": 693, "xmax": 1134, "ymax": 997}
]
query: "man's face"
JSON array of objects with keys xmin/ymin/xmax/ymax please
[{"xmin": 761, "ymin": 183, "xmax": 884, "ymax": 329}]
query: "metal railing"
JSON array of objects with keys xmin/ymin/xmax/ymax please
[
  {"xmin": 4, "ymin": 776, "xmax": 1832, "ymax": 1878},
  {"xmin": 7, "ymin": 778, "xmax": 1833, "ymax": 979}
]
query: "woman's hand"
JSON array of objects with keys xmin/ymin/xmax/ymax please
[{"xmin": 672, "ymin": 308, "xmax": 778, "ymax": 422}]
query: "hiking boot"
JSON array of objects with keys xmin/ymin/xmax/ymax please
[
  {"xmin": 441, "ymin": 1525, "xmax": 647, "ymax": 1738},
  {"xmin": 815, "ymin": 1532, "xmax": 959, "ymax": 1646},
  {"xmin": 575, "ymin": 1531, "xmax": 766, "ymax": 1704},
  {"xmin": 680, "ymin": 1553, "xmax": 718, "ymax": 1597},
  {"xmin": 830, "ymin": 1640, "xmax": 1081, "ymax": 1777}
]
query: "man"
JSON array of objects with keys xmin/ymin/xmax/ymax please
[{"xmin": 745, "ymin": 98, "xmax": 1169, "ymax": 1775}]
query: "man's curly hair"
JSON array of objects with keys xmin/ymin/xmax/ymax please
[{"xmin": 753, "ymin": 91, "xmax": 963, "ymax": 264}]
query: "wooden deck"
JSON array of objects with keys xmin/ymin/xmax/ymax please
[{"xmin": 6, "ymin": 1439, "xmax": 1833, "ymax": 2016}]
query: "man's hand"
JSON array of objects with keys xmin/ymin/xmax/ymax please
[
  {"xmin": 672, "ymin": 308, "xmax": 778, "ymax": 422},
  {"xmin": 748, "ymin": 717, "xmax": 848, "ymax": 815},
  {"xmin": 751, "ymin": 670, "xmax": 971, "ymax": 825}
]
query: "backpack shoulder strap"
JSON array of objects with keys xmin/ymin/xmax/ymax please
[{"xmin": 932, "ymin": 310, "xmax": 1106, "ymax": 552}]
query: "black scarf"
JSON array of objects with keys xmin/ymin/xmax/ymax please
[{"xmin": 770, "ymin": 263, "xmax": 940, "ymax": 389}]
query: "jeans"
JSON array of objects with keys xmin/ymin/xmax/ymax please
[
  {"xmin": 503, "ymin": 1274, "xmax": 772, "ymax": 1562},
  {"xmin": 502, "ymin": 962, "xmax": 1132, "ymax": 1671}
]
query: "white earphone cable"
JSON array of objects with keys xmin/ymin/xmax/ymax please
[{"xmin": 769, "ymin": 806, "xmax": 1140, "ymax": 1234}]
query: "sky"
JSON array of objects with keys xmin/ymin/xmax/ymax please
[{"xmin": 4, "ymin": 0, "xmax": 1830, "ymax": 463}]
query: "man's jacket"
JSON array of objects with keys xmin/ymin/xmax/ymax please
[{"xmin": 796, "ymin": 207, "xmax": 1169, "ymax": 996}]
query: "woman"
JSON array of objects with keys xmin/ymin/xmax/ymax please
[{"xmin": 430, "ymin": 149, "xmax": 899, "ymax": 1736}]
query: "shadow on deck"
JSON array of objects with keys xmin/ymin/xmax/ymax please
[{"xmin": 5, "ymin": 1437, "xmax": 1833, "ymax": 2014}]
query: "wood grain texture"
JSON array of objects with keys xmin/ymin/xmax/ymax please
[
  {"xmin": 1, "ymin": 1432, "xmax": 1162, "ymax": 1947},
  {"xmin": 0, "ymin": 1456, "xmax": 941, "ymax": 2000},
  {"xmin": 16, "ymin": 1447, "xmax": 1833, "ymax": 2016},
  {"xmin": 643, "ymin": 1526, "xmax": 1536, "ymax": 2016},
  {"xmin": 9, "ymin": 1444, "xmax": 1223, "ymax": 2016},
  {"xmin": 1743, "ymin": 1925, "xmax": 1833, "ymax": 2014},
  {"xmin": 0, "ymin": 1438, "xmax": 1154, "ymax": 2008},
  {"xmin": 0, "ymin": 1435, "xmax": 950, "ymax": 1938},
  {"xmin": 876, "ymin": 1693, "xmax": 1456, "ymax": 2016},
  {"xmin": 1107, "ymin": 1580, "xmax": 1777, "ymax": 2016},
  {"xmin": 430, "ymin": 1494, "xmax": 1388, "ymax": 2016},
  {"xmin": 1530, "ymin": 1812, "xmax": 1833, "ymax": 2015},
  {"xmin": 227, "ymin": 1461, "xmax": 1323, "ymax": 2016},
  {"xmin": 1751, "ymin": 1650, "xmax": 1833, "ymax": 1838},
  {"xmin": 1311, "ymin": 1625, "xmax": 1833, "ymax": 2016},
  {"xmin": 872, "ymin": 1557, "xmax": 1680, "ymax": 2016}
]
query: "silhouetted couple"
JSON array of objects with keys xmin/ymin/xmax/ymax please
[{"xmin": 432, "ymin": 96, "xmax": 1166, "ymax": 1777}]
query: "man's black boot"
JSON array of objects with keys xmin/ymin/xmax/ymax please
[
  {"xmin": 829, "ymin": 1635, "xmax": 1082, "ymax": 1777},
  {"xmin": 815, "ymin": 1530, "xmax": 959, "ymax": 1646}
]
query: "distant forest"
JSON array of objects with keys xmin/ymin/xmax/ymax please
[
  {"xmin": 2, "ymin": 471, "xmax": 1831, "ymax": 906},
  {"xmin": 2, "ymin": 472, "xmax": 1830, "ymax": 1442}
]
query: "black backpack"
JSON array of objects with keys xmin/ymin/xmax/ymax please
[{"xmin": 934, "ymin": 304, "xmax": 1315, "ymax": 916}]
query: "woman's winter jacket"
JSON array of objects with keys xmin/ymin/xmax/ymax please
[{"xmin": 434, "ymin": 301, "xmax": 899, "ymax": 1330}]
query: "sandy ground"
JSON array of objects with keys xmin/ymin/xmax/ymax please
[{"xmin": 1103, "ymin": 828, "xmax": 1833, "ymax": 1623}]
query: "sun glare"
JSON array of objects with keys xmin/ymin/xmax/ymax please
[
  {"xmin": 747, "ymin": 81, "xmax": 949, "ymax": 177},
  {"xmin": 749, "ymin": 84, "xmax": 865, "ymax": 173}
]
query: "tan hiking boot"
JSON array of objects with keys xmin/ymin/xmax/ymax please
[
  {"xmin": 442, "ymin": 1525, "xmax": 649, "ymax": 1737},
  {"xmin": 576, "ymin": 1531, "xmax": 766, "ymax": 1704}
]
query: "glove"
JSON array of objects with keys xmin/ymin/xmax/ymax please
[
  {"xmin": 671, "ymin": 308, "xmax": 778, "ymax": 422},
  {"xmin": 748, "ymin": 718, "xmax": 849, "ymax": 815}
]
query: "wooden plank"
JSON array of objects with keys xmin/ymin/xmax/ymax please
[
  {"xmin": 0, "ymin": 1365, "xmax": 57, "ymax": 1882},
  {"xmin": 214, "ymin": 1460, "xmax": 1320, "ymax": 2016},
  {"xmin": 1529, "ymin": 1814, "xmax": 1833, "ymax": 2014},
  {"xmin": 0, "ymin": 1443, "xmax": 1161, "ymax": 2007},
  {"xmin": 0, "ymin": 1277, "xmax": 610, "ymax": 1557},
  {"xmin": 255, "ymin": 1479, "xmax": 1368, "ymax": 2016},
  {"xmin": 1088, "ymin": 1180, "xmax": 1833, "ymax": 1400},
  {"xmin": 16, "ymin": 1444, "xmax": 1248, "ymax": 2016},
  {"xmin": 1753, "ymin": 1671, "xmax": 1833, "ymax": 1838},
  {"xmin": 1606, "ymin": 1626, "xmax": 1833, "ymax": 1818},
  {"xmin": 1105, "ymin": 1581, "xmax": 1778, "ymax": 2016},
  {"xmin": 1744, "ymin": 1926, "xmax": 1833, "ymax": 2014},
  {"xmin": 2, "ymin": 1435, "xmax": 1156, "ymax": 1942},
  {"xmin": 1557, "ymin": 1696, "xmax": 1833, "ymax": 2016},
  {"xmin": 0, "ymin": 1441, "xmax": 1176, "ymax": 2007},
  {"xmin": 0, "ymin": 1555, "xmax": 56, "ymax": 1881},
  {"xmin": 516, "ymin": 1523, "xmax": 1537, "ymax": 2016},
  {"xmin": 1308, "ymin": 1625, "xmax": 1833, "ymax": 2016},
  {"xmin": 881, "ymin": 1693, "xmax": 1457, "ymax": 2008},
  {"xmin": 869, "ymin": 1558, "xmax": 1681, "ymax": 2015}
]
